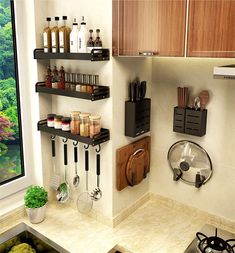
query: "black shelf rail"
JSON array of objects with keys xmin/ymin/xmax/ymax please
[
  {"xmin": 34, "ymin": 48, "xmax": 110, "ymax": 61},
  {"xmin": 35, "ymin": 82, "xmax": 110, "ymax": 101},
  {"xmin": 38, "ymin": 120, "xmax": 110, "ymax": 146}
]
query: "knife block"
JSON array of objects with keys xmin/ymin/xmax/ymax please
[
  {"xmin": 173, "ymin": 107, "xmax": 207, "ymax": 137},
  {"xmin": 125, "ymin": 98, "xmax": 151, "ymax": 138}
]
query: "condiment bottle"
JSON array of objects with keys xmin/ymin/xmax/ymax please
[
  {"xmin": 70, "ymin": 73, "xmax": 76, "ymax": 91},
  {"xmin": 78, "ymin": 16, "xmax": 88, "ymax": 53},
  {"xmin": 52, "ymin": 66, "xmax": 59, "ymax": 88},
  {"xmin": 89, "ymin": 115, "xmax": 101, "ymax": 138},
  {"xmin": 86, "ymin": 74, "xmax": 93, "ymax": 93},
  {"xmin": 80, "ymin": 74, "xmax": 87, "ymax": 92},
  {"xmin": 59, "ymin": 16, "xmax": 71, "ymax": 53},
  {"xmin": 47, "ymin": 114, "xmax": 56, "ymax": 127},
  {"xmin": 94, "ymin": 29, "xmax": 102, "ymax": 49},
  {"xmin": 61, "ymin": 117, "xmax": 71, "ymax": 131},
  {"xmin": 65, "ymin": 73, "xmax": 70, "ymax": 90},
  {"xmin": 51, "ymin": 17, "xmax": 60, "ymax": 53},
  {"xmin": 70, "ymin": 18, "xmax": 79, "ymax": 53},
  {"xmin": 75, "ymin": 73, "xmax": 81, "ymax": 92},
  {"xmin": 45, "ymin": 66, "xmax": 52, "ymax": 88},
  {"xmin": 58, "ymin": 66, "xmax": 65, "ymax": 89},
  {"xmin": 87, "ymin": 29, "xmax": 94, "ymax": 53},
  {"xmin": 80, "ymin": 113, "xmax": 90, "ymax": 137},
  {"xmin": 43, "ymin": 17, "xmax": 52, "ymax": 53},
  {"xmin": 54, "ymin": 115, "xmax": 63, "ymax": 129},
  {"xmin": 70, "ymin": 111, "xmax": 80, "ymax": 134}
]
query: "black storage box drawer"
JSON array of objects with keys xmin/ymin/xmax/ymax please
[
  {"xmin": 173, "ymin": 107, "xmax": 207, "ymax": 137},
  {"xmin": 125, "ymin": 98, "xmax": 151, "ymax": 137}
]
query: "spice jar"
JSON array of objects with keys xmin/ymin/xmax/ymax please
[
  {"xmin": 70, "ymin": 111, "xmax": 80, "ymax": 134},
  {"xmin": 54, "ymin": 115, "xmax": 63, "ymax": 129},
  {"xmin": 89, "ymin": 115, "xmax": 101, "ymax": 138},
  {"xmin": 80, "ymin": 74, "xmax": 87, "ymax": 92},
  {"xmin": 62, "ymin": 117, "xmax": 71, "ymax": 131},
  {"xmin": 70, "ymin": 73, "xmax": 76, "ymax": 91},
  {"xmin": 47, "ymin": 113, "xmax": 56, "ymax": 127},
  {"xmin": 80, "ymin": 113, "xmax": 90, "ymax": 137},
  {"xmin": 86, "ymin": 74, "xmax": 93, "ymax": 93}
]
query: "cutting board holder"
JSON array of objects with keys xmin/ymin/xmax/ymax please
[
  {"xmin": 125, "ymin": 98, "xmax": 151, "ymax": 138},
  {"xmin": 116, "ymin": 136, "xmax": 151, "ymax": 191},
  {"xmin": 173, "ymin": 107, "xmax": 207, "ymax": 137}
]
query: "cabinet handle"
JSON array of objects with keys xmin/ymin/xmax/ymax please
[{"xmin": 139, "ymin": 51, "xmax": 158, "ymax": 56}]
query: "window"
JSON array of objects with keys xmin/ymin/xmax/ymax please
[{"xmin": 0, "ymin": 0, "xmax": 25, "ymax": 188}]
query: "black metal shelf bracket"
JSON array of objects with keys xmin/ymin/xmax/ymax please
[{"xmin": 95, "ymin": 144, "xmax": 101, "ymax": 153}]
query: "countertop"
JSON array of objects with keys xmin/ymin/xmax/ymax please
[{"xmin": 1, "ymin": 197, "xmax": 235, "ymax": 253}]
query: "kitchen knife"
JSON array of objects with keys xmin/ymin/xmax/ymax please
[
  {"xmin": 129, "ymin": 82, "xmax": 136, "ymax": 102},
  {"xmin": 140, "ymin": 81, "xmax": 147, "ymax": 100}
]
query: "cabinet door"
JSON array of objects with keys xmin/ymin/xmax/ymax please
[
  {"xmin": 113, "ymin": 0, "xmax": 186, "ymax": 56},
  {"xmin": 187, "ymin": 0, "xmax": 235, "ymax": 57}
]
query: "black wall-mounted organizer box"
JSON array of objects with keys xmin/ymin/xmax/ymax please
[
  {"xmin": 173, "ymin": 107, "xmax": 207, "ymax": 137},
  {"xmin": 38, "ymin": 120, "xmax": 110, "ymax": 146},
  {"xmin": 125, "ymin": 98, "xmax": 151, "ymax": 137}
]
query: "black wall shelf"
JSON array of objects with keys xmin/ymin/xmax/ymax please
[
  {"xmin": 36, "ymin": 82, "xmax": 110, "ymax": 101},
  {"xmin": 34, "ymin": 48, "xmax": 110, "ymax": 61},
  {"xmin": 38, "ymin": 120, "xmax": 110, "ymax": 146}
]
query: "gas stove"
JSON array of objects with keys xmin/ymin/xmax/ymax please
[{"xmin": 184, "ymin": 224, "xmax": 235, "ymax": 253}]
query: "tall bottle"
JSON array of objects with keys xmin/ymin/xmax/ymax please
[
  {"xmin": 78, "ymin": 16, "xmax": 88, "ymax": 53},
  {"xmin": 51, "ymin": 17, "xmax": 60, "ymax": 53},
  {"xmin": 87, "ymin": 29, "xmax": 94, "ymax": 53},
  {"xmin": 43, "ymin": 17, "xmax": 52, "ymax": 53},
  {"xmin": 59, "ymin": 16, "xmax": 71, "ymax": 53},
  {"xmin": 70, "ymin": 18, "xmax": 79, "ymax": 53}
]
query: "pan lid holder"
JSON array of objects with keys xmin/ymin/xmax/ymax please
[{"xmin": 167, "ymin": 140, "xmax": 213, "ymax": 188}]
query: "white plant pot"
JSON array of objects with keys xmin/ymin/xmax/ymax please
[{"xmin": 26, "ymin": 203, "xmax": 47, "ymax": 224}]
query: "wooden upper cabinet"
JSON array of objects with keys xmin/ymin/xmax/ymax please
[
  {"xmin": 187, "ymin": 0, "xmax": 235, "ymax": 57},
  {"xmin": 112, "ymin": 0, "xmax": 187, "ymax": 57}
]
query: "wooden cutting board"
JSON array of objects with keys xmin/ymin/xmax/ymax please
[{"xmin": 116, "ymin": 136, "xmax": 151, "ymax": 191}]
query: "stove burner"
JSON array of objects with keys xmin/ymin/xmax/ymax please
[{"xmin": 196, "ymin": 228, "xmax": 235, "ymax": 253}]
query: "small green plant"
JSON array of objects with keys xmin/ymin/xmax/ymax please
[{"xmin": 24, "ymin": 185, "xmax": 48, "ymax": 209}]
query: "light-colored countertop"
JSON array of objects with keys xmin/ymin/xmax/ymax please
[{"xmin": 1, "ymin": 197, "xmax": 235, "ymax": 253}]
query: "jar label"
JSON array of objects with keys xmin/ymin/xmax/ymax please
[
  {"xmin": 43, "ymin": 32, "xmax": 48, "ymax": 47},
  {"xmin": 52, "ymin": 32, "xmax": 56, "ymax": 47},
  {"xmin": 59, "ymin": 31, "xmax": 64, "ymax": 47}
]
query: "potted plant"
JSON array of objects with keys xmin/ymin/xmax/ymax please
[{"xmin": 24, "ymin": 185, "xmax": 48, "ymax": 224}]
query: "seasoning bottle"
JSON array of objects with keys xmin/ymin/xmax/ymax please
[
  {"xmin": 75, "ymin": 73, "xmax": 81, "ymax": 92},
  {"xmin": 80, "ymin": 74, "xmax": 87, "ymax": 92},
  {"xmin": 59, "ymin": 16, "xmax": 71, "ymax": 53},
  {"xmin": 70, "ymin": 18, "xmax": 79, "ymax": 53},
  {"xmin": 51, "ymin": 17, "xmax": 60, "ymax": 53},
  {"xmin": 45, "ymin": 66, "xmax": 52, "ymax": 88},
  {"xmin": 52, "ymin": 66, "xmax": 59, "ymax": 88},
  {"xmin": 87, "ymin": 29, "xmax": 94, "ymax": 53},
  {"xmin": 54, "ymin": 115, "xmax": 63, "ymax": 129},
  {"xmin": 70, "ymin": 111, "xmax": 80, "ymax": 134},
  {"xmin": 58, "ymin": 66, "xmax": 65, "ymax": 89},
  {"xmin": 70, "ymin": 73, "xmax": 76, "ymax": 91},
  {"xmin": 89, "ymin": 115, "xmax": 101, "ymax": 138},
  {"xmin": 43, "ymin": 17, "xmax": 52, "ymax": 53},
  {"xmin": 86, "ymin": 74, "xmax": 93, "ymax": 93},
  {"xmin": 62, "ymin": 117, "xmax": 71, "ymax": 131},
  {"xmin": 78, "ymin": 16, "xmax": 88, "ymax": 53},
  {"xmin": 65, "ymin": 73, "xmax": 70, "ymax": 90},
  {"xmin": 80, "ymin": 113, "xmax": 90, "ymax": 137},
  {"xmin": 94, "ymin": 29, "xmax": 102, "ymax": 49},
  {"xmin": 47, "ymin": 114, "xmax": 56, "ymax": 127}
]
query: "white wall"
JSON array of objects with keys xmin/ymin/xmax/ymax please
[{"xmin": 150, "ymin": 57, "xmax": 235, "ymax": 221}]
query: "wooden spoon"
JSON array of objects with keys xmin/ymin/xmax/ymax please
[{"xmin": 199, "ymin": 90, "xmax": 209, "ymax": 111}]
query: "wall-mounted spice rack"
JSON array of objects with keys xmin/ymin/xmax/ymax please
[
  {"xmin": 38, "ymin": 120, "xmax": 110, "ymax": 146},
  {"xmin": 34, "ymin": 48, "xmax": 110, "ymax": 61},
  {"xmin": 35, "ymin": 82, "xmax": 109, "ymax": 101}
]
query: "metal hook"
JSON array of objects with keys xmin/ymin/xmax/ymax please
[
  {"xmin": 73, "ymin": 141, "xmax": 79, "ymax": 146},
  {"xmin": 84, "ymin": 144, "xmax": 89, "ymax": 149},
  {"xmin": 62, "ymin": 138, "xmax": 68, "ymax": 143},
  {"xmin": 95, "ymin": 144, "xmax": 101, "ymax": 153},
  {"xmin": 51, "ymin": 135, "xmax": 56, "ymax": 140}
]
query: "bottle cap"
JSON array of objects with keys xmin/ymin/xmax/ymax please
[
  {"xmin": 89, "ymin": 115, "xmax": 101, "ymax": 120},
  {"xmin": 62, "ymin": 117, "xmax": 71, "ymax": 123},
  {"xmin": 62, "ymin": 16, "xmax": 67, "ymax": 20},
  {"xmin": 96, "ymin": 29, "xmax": 100, "ymax": 33},
  {"xmin": 73, "ymin": 18, "xmax": 78, "ymax": 25},
  {"xmin": 55, "ymin": 17, "xmax": 60, "ymax": 21},
  {"xmin": 79, "ymin": 113, "xmax": 90, "ymax": 119},
  {"xmin": 89, "ymin": 29, "xmax": 93, "ymax": 33},
  {"xmin": 46, "ymin": 17, "xmax": 51, "ymax": 21},
  {"xmin": 81, "ymin": 16, "xmax": 86, "ymax": 25}
]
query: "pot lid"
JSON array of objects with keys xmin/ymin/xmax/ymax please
[{"xmin": 167, "ymin": 140, "xmax": 212, "ymax": 185}]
